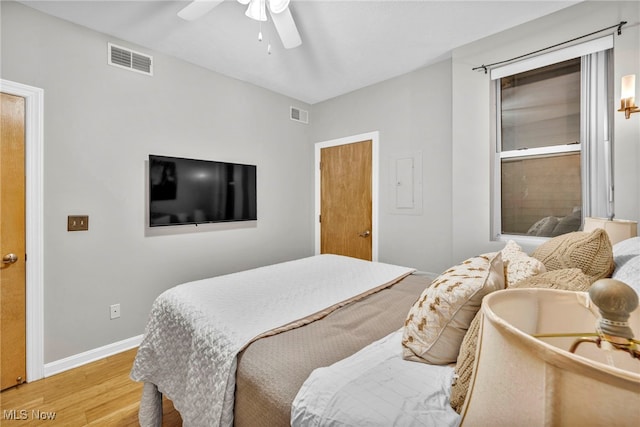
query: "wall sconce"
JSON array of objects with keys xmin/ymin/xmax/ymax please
[{"xmin": 618, "ymin": 74, "xmax": 640, "ymax": 119}]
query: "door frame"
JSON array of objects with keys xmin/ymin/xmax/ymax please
[
  {"xmin": 314, "ymin": 131, "xmax": 379, "ymax": 261},
  {"xmin": 1, "ymin": 79, "xmax": 45, "ymax": 382}
]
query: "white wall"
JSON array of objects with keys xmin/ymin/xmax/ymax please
[
  {"xmin": 1, "ymin": 2, "xmax": 314, "ymax": 362},
  {"xmin": 310, "ymin": 61, "xmax": 454, "ymax": 274},
  {"xmin": 451, "ymin": 1, "xmax": 640, "ymax": 260}
]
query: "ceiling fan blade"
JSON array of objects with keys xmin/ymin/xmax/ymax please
[
  {"xmin": 177, "ymin": 0, "xmax": 224, "ymax": 21},
  {"xmin": 269, "ymin": 7, "xmax": 301, "ymax": 49}
]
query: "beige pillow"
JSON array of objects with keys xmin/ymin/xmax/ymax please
[
  {"xmin": 531, "ymin": 229, "xmax": 614, "ymax": 281},
  {"xmin": 402, "ymin": 252, "xmax": 504, "ymax": 365},
  {"xmin": 501, "ymin": 240, "xmax": 546, "ymax": 286},
  {"xmin": 509, "ymin": 268, "xmax": 592, "ymax": 291},
  {"xmin": 450, "ymin": 311, "xmax": 481, "ymax": 413},
  {"xmin": 450, "ymin": 267, "xmax": 592, "ymax": 413}
]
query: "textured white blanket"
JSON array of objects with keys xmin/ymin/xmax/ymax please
[{"xmin": 130, "ymin": 254, "xmax": 414, "ymax": 427}]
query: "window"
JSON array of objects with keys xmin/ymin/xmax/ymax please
[
  {"xmin": 499, "ymin": 58, "xmax": 582, "ymax": 236},
  {"xmin": 492, "ymin": 37, "xmax": 613, "ymax": 240}
]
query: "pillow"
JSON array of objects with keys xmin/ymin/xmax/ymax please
[
  {"xmin": 531, "ymin": 229, "xmax": 614, "ymax": 281},
  {"xmin": 402, "ymin": 252, "xmax": 504, "ymax": 365},
  {"xmin": 509, "ymin": 268, "xmax": 592, "ymax": 292},
  {"xmin": 613, "ymin": 236, "xmax": 640, "ymax": 258},
  {"xmin": 450, "ymin": 267, "xmax": 592, "ymax": 413},
  {"xmin": 612, "ymin": 256, "xmax": 640, "ymax": 295},
  {"xmin": 612, "ymin": 237, "xmax": 640, "ymax": 294},
  {"xmin": 501, "ymin": 240, "xmax": 546, "ymax": 286},
  {"xmin": 449, "ymin": 311, "xmax": 481, "ymax": 413}
]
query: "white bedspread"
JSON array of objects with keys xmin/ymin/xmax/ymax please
[
  {"xmin": 291, "ymin": 329, "xmax": 461, "ymax": 427},
  {"xmin": 130, "ymin": 254, "xmax": 414, "ymax": 427}
]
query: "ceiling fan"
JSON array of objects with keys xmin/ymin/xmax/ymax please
[{"xmin": 177, "ymin": 0, "xmax": 302, "ymax": 49}]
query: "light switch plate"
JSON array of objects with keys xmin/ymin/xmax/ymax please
[{"xmin": 68, "ymin": 215, "xmax": 89, "ymax": 231}]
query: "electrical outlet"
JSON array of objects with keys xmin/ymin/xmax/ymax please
[{"xmin": 110, "ymin": 303, "xmax": 120, "ymax": 320}]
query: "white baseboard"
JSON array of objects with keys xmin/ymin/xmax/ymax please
[{"xmin": 44, "ymin": 334, "xmax": 143, "ymax": 378}]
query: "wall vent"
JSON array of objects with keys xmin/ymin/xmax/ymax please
[
  {"xmin": 290, "ymin": 106, "xmax": 309, "ymax": 124},
  {"xmin": 108, "ymin": 43, "xmax": 153, "ymax": 76}
]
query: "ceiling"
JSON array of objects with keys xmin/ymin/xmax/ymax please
[{"xmin": 17, "ymin": 0, "xmax": 581, "ymax": 104}]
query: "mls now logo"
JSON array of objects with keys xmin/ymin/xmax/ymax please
[
  {"xmin": 3, "ymin": 409, "xmax": 28, "ymax": 420},
  {"xmin": 3, "ymin": 409, "xmax": 57, "ymax": 420}
]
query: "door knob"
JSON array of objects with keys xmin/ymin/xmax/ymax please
[
  {"xmin": 2, "ymin": 253, "xmax": 18, "ymax": 264},
  {"xmin": 358, "ymin": 230, "xmax": 371, "ymax": 238}
]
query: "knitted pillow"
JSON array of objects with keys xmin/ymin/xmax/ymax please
[
  {"xmin": 509, "ymin": 268, "xmax": 592, "ymax": 291},
  {"xmin": 402, "ymin": 252, "xmax": 504, "ymax": 365},
  {"xmin": 450, "ymin": 311, "xmax": 481, "ymax": 412},
  {"xmin": 449, "ymin": 268, "xmax": 592, "ymax": 413},
  {"xmin": 531, "ymin": 229, "xmax": 614, "ymax": 281},
  {"xmin": 501, "ymin": 240, "xmax": 546, "ymax": 287}
]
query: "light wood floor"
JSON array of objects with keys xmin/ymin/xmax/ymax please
[{"xmin": 0, "ymin": 348, "xmax": 182, "ymax": 426}]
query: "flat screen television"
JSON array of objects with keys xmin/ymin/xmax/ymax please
[{"xmin": 149, "ymin": 154, "xmax": 257, "ymax": 226}]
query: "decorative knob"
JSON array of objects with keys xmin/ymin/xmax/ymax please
[
  {"xmin": 2, "ymin": 253, "xmax": 18, "ymax": 264},
  {"xmin": 589, "ymin": 279, "xmax": 639, "ymax": 340}
]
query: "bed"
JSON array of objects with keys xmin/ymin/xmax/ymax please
[
  {"xmin": 130, "ymin": 254, "xmax": 459, "ymax": 426},
  {"xmin": 131, "ymin": 231, "xmax": 639, "ymax": 427}
]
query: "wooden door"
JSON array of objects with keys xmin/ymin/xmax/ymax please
[
  {"xmin": 320, "ymin": 140, "xmax": 372, "ymax": 260},
  {"xmin": 0, "ymin": 92, "xmax": 27, "ymax": 390}
]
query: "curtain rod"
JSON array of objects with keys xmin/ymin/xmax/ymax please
[{"xmin": 472, "ymin": 21, "xmax": 627, "ymax": 74}]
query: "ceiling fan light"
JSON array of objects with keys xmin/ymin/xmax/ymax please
[
  {"xmin": 245, "ymin": 0, "xmax": 267, "ymax": 21},
  {"xmin": 267, "ymin": 0, "xmax": 290, "ymax": 14}
]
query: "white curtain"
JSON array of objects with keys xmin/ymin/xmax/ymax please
[{"xmin": 581, "ymin": 48, "xmax": 614, "ymax": 220}]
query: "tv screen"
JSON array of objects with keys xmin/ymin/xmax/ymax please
[{"xmin": 149, "ymin": 155, "xmax": 257, "ymax": 226}]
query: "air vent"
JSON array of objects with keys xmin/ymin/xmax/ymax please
[
  {"xmin": 108, "ymin": 43, "xmax": 153, "ymax": 76},
  {"xmin": 290, "ymin": 106, "xmax": 309, "ymax": 124}
]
